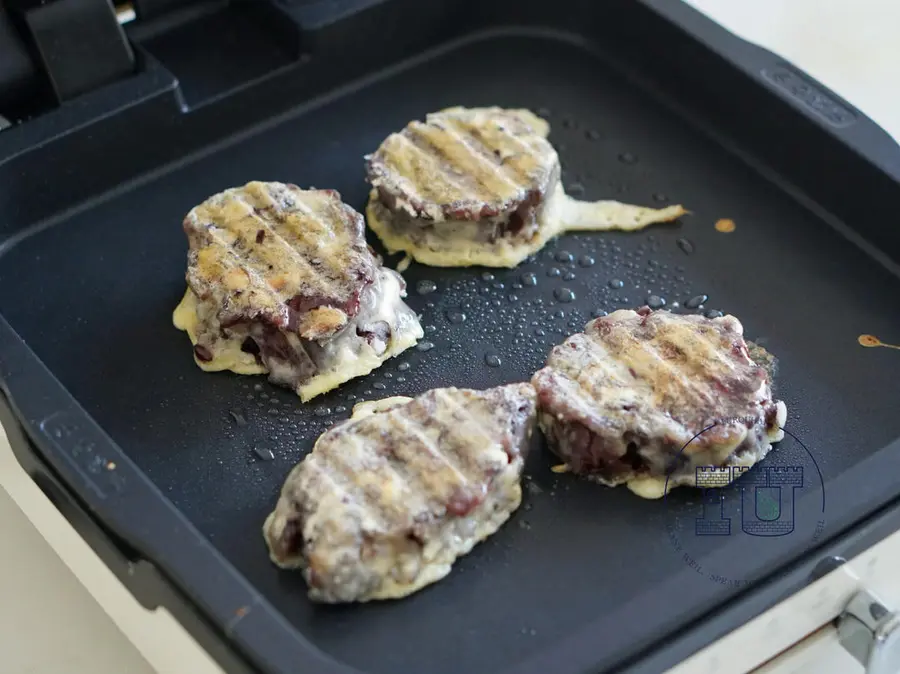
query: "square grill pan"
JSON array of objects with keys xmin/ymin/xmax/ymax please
[{"xmin": 2, "ymin": 1, "xmax": 900, "ymax": 673}]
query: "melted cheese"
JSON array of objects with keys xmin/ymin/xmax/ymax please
[
  {"xmin": 366, "ymin": 183, "xmax": 687, "ymax": 269},
  {"xmin": 172, "ymin": 268, "xmax": 423, "ymax": 401},
  {"xmin": 172, "ymin": 289, "xmax": 266, "ymax": 375},
  {"xmin": 350, "ymin": 396, "xmax": 414, "ymax": 420}
]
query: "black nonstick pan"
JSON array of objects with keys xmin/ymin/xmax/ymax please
[{"xmin": 2, "ymin": 1, "xmax": 900, "ymax": 673}]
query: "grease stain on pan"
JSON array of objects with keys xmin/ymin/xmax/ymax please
[
  {"xmin": 715, "ymin": 218, "xmax": 736, "ymax": 233},
  {"xmin": 858, "ymin": 334, "xmax": 900, "ymax": 350}
]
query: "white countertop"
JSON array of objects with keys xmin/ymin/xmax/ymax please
[{"xmin": 2, "ymin": 1, "xmax": 899, "ymax": 672}]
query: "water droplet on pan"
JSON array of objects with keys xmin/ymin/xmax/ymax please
[
  {"xmin": 591, "ymin": 309, "xmax": 608, "ymax": 318},
  {"xmin": 547, "ymin": 267, "xmax": 561, "ymax": 278},
  {"xmin": 228, "ymin": 411, "xmax": 247, "ymax": 426},
  {"xmin": 652, "ymin": 192, "xmax": 667, "ymax": 202},
  {"xmin": 685, "ymin": 294, "xmax": 709, "ymax": 309},
  {"xmin": 705, "ymin": 309, "xmax": 724, "ymax": 318},
  {"xmin": 567, "ymin": 182, "xmax": 585, "ymax": 196},
  {"xmin": 373, "ymin": 382, "xmax": 387, "ymax": 390},
  {"xmin": 444, "ymin": 309, "xmax": 466, "ymax": 324},
  {"xmin": 586, "ymin": 129, "xmax": 601, "ymax": 141},
  {"xmin": 554, "ymin": 288, "xmax": 576, "ymax": 303},
  {"xmin": 618, "ymin": 152, "xmax": 638, "ymax": 164},
  {"xmin": 608, "ymin": 279, "xmax": 624, "ymax": 289},
  {"xmin": 397, "ymin": 362, "xmax": 410, "ymax": 371},
  {"xmin": 417, "ymin": 341, "xmax": 435, "ymax": 352},
  {"xmin": 481, "ymin": 272, "xmax": 495, "ymax": 282},
  {"xmin": 253, "ymin": 446, "xmax": 275, "ymax": 461},
  {"xmin": 484, "ymin": 353, "xmax": 502, "ymax": 367},
  {"xmin": 563, "ymin": 272, "xmax": 576, "ymax": 281},
  {"xmin": 315, "ymin": 407, "xmax": 331, "ymax": 417},
  {"xmin": 578, "ymin": 255, "xmax": 595, "ymax": 268},
  {"xmin": 555, "ymin": 250, "xmax": 574, "ymax": 263},
  {"xmin": 416, "ymin": 280, "xmax": 437, "ymax": 295},
  {"xmin": 677, "ymin": 238, "xmax": 695, "ymax": 255},
  {"xmin": 647, "ymin": 295, "xmax": 666, "ymax": 309},
  {"xmin": 521, "ymin": 273, "xmax": 538, "ymax": 287}
]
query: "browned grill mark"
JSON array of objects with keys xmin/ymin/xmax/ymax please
[
  {"xmin": 310, "ymin": 449, "xmax": 396, "ymax": 533},
  {"xmin": 440, "ymin": 115, "xmax": 546, "ymax": 187},
  {"xmin": 408, "ymin": 121, "xmax": 522, "ymax": 199},
  {"xmin": 184, "ymin": 183, "xmax": 377, "ymax": 340},
  {"xmin": 400, "ymin": 126, "xmax": 500, "ymax": 204},
  {"xmin": 379, "ymin": 408, "xmax": 472, "ymax": 512}
]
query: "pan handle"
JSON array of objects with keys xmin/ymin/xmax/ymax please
[
  {"xmin": 0, "ymin": 315, "xmax": 359, "ymax": 674},
  {"xmin": 638, "ymin": 0, "xmax": 900, "ymax": 184}
]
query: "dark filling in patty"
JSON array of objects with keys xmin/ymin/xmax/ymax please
[
  {"xmin": 193, "ymin": 275, "xmax": 397, "ymax": 392},
  {"xmin": 537, "ymin": 401, "xmax": 783, "ymax": 486},
  {"xmin": 373, "ymin": 188, "xmax": 545, "ymax": 247}
]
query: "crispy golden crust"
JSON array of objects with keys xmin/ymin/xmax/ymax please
[{"xmin": 183, "ymin": 181, "xmax": 377, "ymax": 341}]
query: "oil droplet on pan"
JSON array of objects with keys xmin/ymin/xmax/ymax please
[{"xmin": 715, "ymin": 218, "xmax": 736, "ymax": 233}]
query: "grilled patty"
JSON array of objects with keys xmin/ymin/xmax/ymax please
[
  {"xmin": 531, "ymin": 307, "xmax": 787, "ymax": 498},
  {"xmin": 365, "ymin": 106, "xmax": 686, "ymax": 268},
  {"xmin": 263, "ymin": 383, "xmax": 537, "ymax": 603},
  {"xmin": 172, "ymin": 181, "xmax": 423, "ymax": 401}
]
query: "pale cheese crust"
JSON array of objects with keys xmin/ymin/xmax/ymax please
[
  {"xmin": 532, "ymin": 308, "xmax": 787, "ymax": 498},
  {"xmin": 263, "ymin": 384, "xmax": 537, "ymax": 603},
  {"xmin": 367, "ymin": 184, "xmax": 688, "ymax": 268},
  {"xmin": 173, "ymin": 269, "xmax": 422, "ymax": 402},
  {"xmin": 173, "ymin": 182, "xmax": 422, "ymax": 400}
]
